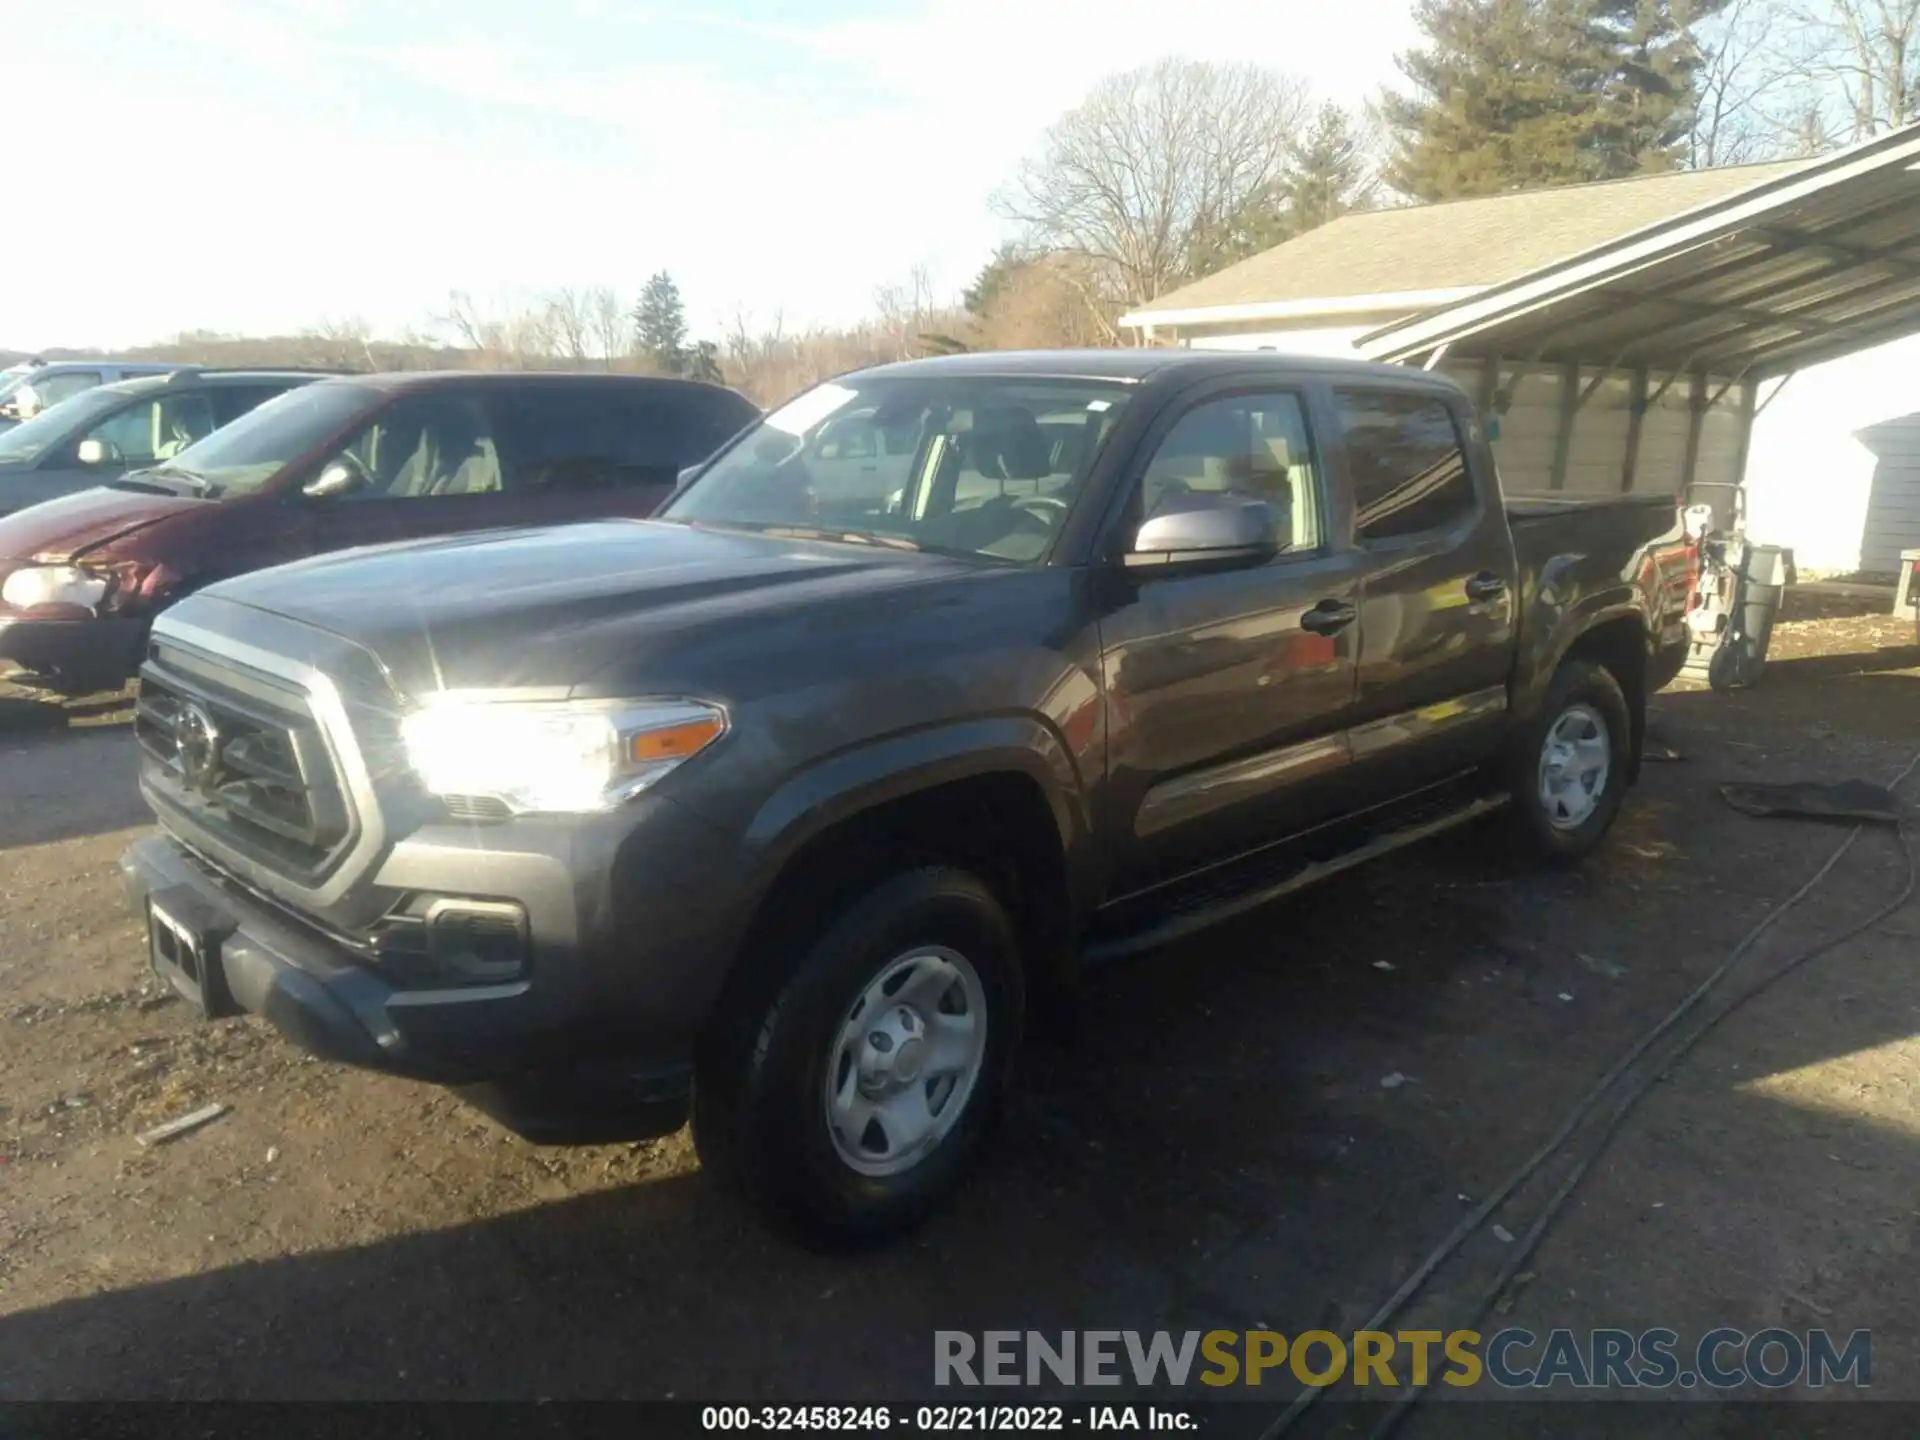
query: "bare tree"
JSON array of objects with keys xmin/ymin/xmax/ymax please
[
  {"xmin": 303, "ymin": 316, "xmax": 379, "ymax": 372},
  {"xmin": 1687, "ymin": 0, "xmax": 1801, "ymax": 164},
  {"xmin": 874, "ymin": 262, "xmax": 943, "ymax": 361},
  {"xmin": 435, "ymin": 291, "xmax": 560, "ymax": 369},
  {"xmin": 586, "ymin": 286, "xmax": 629, "ymax": 368},
  {"xmin": 996, "ymin": 58, "xmax": 1312, "ymax": 313},
  {"xmin": 1786, "ymin": 0, "xmax": 1920, "ymax": 139},
  {"xmin": 541, "ymin": 289, "xmax": 595, "ymax": 365}
]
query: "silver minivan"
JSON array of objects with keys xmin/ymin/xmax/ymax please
[{"xmin": 0, "ymin": 360, "xmax": 193, "ymax": 430}]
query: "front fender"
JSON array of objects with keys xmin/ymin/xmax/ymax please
[{"xmin": 743, "ymin": 713, "xmax": 1093, "ymax": 898}]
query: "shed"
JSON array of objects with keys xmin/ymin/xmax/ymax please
[{"xmin": 1119, "ymin": 126, "xmax": 1920, "ymax": 576}]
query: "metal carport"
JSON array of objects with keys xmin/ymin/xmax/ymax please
[{"xmin": 1356, "ymin": 123, "xmax": 1920, "ymax": 525}]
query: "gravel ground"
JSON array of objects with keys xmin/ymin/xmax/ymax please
[{"xmin": 1, "ymin": 602, "xmax": 1917, "ymax": 1434}]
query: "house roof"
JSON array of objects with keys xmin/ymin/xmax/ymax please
[{"xmin": 1122, "ymin": 160, "xmax": 1811, "ymax": 323}]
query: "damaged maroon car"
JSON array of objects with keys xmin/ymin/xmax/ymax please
[{"xmin": 0, "ymin": 371, "xmax": 757, "ymax": 694}]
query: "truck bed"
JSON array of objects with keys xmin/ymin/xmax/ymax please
[{"xmin": 1504, "ymin": 491, "xmax": 1680, "ymax": 522}]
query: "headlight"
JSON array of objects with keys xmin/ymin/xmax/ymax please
[
  {"xmin": 399, "ymin": 695, "xmax": 727, "ymax": 815},
  {"xmin": 1, "ymin": 564, "xmax": 110, "ymax": 611}
]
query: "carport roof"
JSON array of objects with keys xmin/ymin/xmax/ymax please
[{"xmin": 1361, "ymin": 122, "xmax": 1920, "ymax": 378}]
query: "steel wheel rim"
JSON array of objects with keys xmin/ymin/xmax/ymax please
[
  {"xmin": 823, "ymin": 945, "xmax": 989, "ymax": 1178},
  {"xmin": 1538, "ymin": 702, "xmax": 1611, "ymax": 830}
]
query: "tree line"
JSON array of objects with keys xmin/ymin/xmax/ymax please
[{"xmin": 104, "ymin": 0, "xmax": 1919, "ymax": 405}]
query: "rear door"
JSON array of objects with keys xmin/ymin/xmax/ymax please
[
  {"xmin": 483, "ymin": 385, "xmax": 744, "ymax": 524},
  {"xmin": 1097, "ymin": 383, "xmax": 1369, "ymax": 896},
  {"xmin": 1331, "ymin": 383, "xmax": 1518, "ymax": 798}
]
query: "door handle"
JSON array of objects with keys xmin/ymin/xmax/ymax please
[
  {"xmin": 1465, "ymin": 571, "xmax": 1508, "ymax": 602},
  {"xmin": 1300, "ymin": 599, "xmax": 1358, "ymax": 635}
]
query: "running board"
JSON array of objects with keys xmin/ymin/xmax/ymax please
[{"xmin": 1083, "ymin": 795, "xmax": 1509, "ymax": 964}]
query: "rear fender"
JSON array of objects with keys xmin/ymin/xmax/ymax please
[{"xmin": 1516, "ymin": 558, "xmax": 1652, "ymax": 718}]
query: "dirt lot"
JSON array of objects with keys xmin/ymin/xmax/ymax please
[{"xmin": 3, "ymin": 598, "xmax": 1919, "ymax": 1433}]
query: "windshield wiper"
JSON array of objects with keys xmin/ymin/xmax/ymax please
[
  {"xmin": 139, "ymin": 464, "xmax": 214, "ymax": 496},
  {"xmin": 703, "ymin": 521, "xmax": 923, "ymax": 552}
]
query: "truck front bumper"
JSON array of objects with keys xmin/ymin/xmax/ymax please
[{"xmin": 119, "ymin": 814, "xmax": 745, "ymax": 1095}]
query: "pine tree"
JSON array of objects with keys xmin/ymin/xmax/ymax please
[
  {"xmin": 964, "ymin": 244, "xmax": 1029, "ymax": 317},
  {"xmin": 684, "ymin": 340, "xmax": 723, "ymax": 384},
  {"xmin": 1383, "ymin": 0, "xmax": 1714, "ymax": 203},
  {"xmin": 633, "ymin": 271, "xmax": 689, "ymax": 375},
  {"xmin": 1278, "ymin": 103, "xmax": 1376, "ymax": 235},
  {"xmin": 1588, "ymin": 0, "xmax": 1715, "ymax": 175}
]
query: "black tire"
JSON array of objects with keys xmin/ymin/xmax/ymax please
[
  {"xmin": 1508, "ymin": 659, "xmax": 1634, "ymax": 863},
  {"xmin": 692, "ymin": 867, "xmax": 1024, "ymax": 1247}
]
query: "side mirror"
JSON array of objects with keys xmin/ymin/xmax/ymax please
[
  {"xmin": 303, "ymin": 459, "xmax": 365, "ymax": 500},
  {"xmin": 76, "ymin": 438, "xmax": 115, "ymax": 467},
  {"xmin": 1126, "ymin": 495, "xmax": 1285, "ymax": 573}
]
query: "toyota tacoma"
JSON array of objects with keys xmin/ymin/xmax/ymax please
[{"xmin": 121, "ymin": 351, "xmax": 1696, "ymax": 1243}]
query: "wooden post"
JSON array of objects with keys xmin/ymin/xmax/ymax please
[
  {"xmin": 1680, "ymin": 370, "xmax": 1707, "ymax": 512},
  {"xmin": 1620, "ymin": 367, "xmax": 1648, "ymax": 493},
  {"xmin": 1548, "ymin": 360, "xmax": 1580, "ymax": 491},
  {"xmin": 1727, "ymin": 377, "xmax": 1759, "ymax": 530}
]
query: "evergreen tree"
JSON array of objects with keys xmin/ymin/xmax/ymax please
[
  {"xmin": 633, "ymin": 270, "xmax": 689, "ymax": 375},
  {"xmin": 684, "ymin": 339, "xmax": 723, "ymax": 384},
  {"xmin": 1383, "ymin": 0, "xmax": 1713, "ymax": 202},
  {"xmin": 964, "ymin": 244, "xmax": 1029, "ymax": 317},
  {"xmin": 1278, "ymin": 103, "xmax": 1376, "ymax": 235}
]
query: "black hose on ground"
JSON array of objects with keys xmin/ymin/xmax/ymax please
[{"xmin": 1259, "ymin": 745, "xmax": 1920, "ymax": 1440}]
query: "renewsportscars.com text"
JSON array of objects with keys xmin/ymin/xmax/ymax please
[{"xmin": 934, "ymin": 1328, "xmax": 1871, "ymax": 1391}]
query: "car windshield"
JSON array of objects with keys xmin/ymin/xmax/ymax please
[
  {"xmin": 660, "ymin": 375, "xmax": 1133, "ymax": 564},
  {"xmin": 155, "ymin": 382, "xmax": 377, "ymax": 496},
  {"xmin": 0, "ymin": 385, "xmax": 129, "ymax": 464}
]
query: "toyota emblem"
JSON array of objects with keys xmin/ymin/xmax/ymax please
[{"xmin": 174, "ymin": 702, "xmax": 223, "ymax": 794}]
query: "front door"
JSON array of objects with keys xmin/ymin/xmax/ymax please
[
  {"xmin": 1098, "ymin": 386, "xmax": 1369, "ymax": 898},
  {"xmin": 303, "ymin": 390, "xmax": 521, "ymax": 554}
]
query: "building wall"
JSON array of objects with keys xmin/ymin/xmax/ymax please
[{"xmin": 1744, "ymin": 331, "xmax": 1920, "ymax": 576}]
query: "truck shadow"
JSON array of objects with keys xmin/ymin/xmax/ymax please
[
  {"xmin": 0, "ymin": 724, "xmax": 148, "ymax": 852},
  {"xmin": 3, "ymin": 655, "xmax": 1918, "ymax": 1406}
]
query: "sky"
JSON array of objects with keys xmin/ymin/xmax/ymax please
[{"xmin": 1, "ymin": 0, "xmax": 1419, "ymax": 351}]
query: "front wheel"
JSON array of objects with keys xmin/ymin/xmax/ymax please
[
  {"xmin": 1507, "ymin": 659, "xmax": 1633, "ymax": 863},
  {"xmin": 692, "ymin": 867, "xmax": 1024, "ymax": 1247}
]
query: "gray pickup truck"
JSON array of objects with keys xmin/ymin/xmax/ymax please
[{"xmin": 120, "ymin": 351, "xmax": 1696, "ymax": 1242}]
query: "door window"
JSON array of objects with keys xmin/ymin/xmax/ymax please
[
  {"xmin": 486, "ymin": 389, "xmax": 694, "ymax": 492},
  {"xmin": 35, "ymin": 371, "xmax": 103, "ymax": 408},
  {"xmin": 82, "ymin": 393, "xmax": 217, "ymax": 465},
  {"xmin": 327, "ymin": 393, "xmax": 502, "ymax": 499},
  {"xmin": 209, "ymin": 383, "xmax": 298, "ymax": 427},
  {"xmin": 1335, "ymin": 389, "xmax": 1476, "ymax": 542},
  {"xmin": 1136, "ymin": 392, "xmax": 1322, "ymax": 553}
]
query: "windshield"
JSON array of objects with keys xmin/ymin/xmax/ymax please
[
  {"xmin": 660, "ymin": 375, "xmax": 1133, "ymax": 563},
  {"xmin": 0, "ymin": 385, "xmax": 130, "ymax": 464},
  {"xmin": 155, "ymin": 381, "xmax": 377, "ymax": 496}
]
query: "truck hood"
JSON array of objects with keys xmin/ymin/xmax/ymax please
[
  {"xmin": 200, "ymin": 518, "xmax": 961, "ymax": 694},
  {"xmin": 0, "ymin": 484, "xmax": 205, "ymax": 560}
]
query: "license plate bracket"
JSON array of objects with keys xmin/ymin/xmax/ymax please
[{"xmin": 146, "ymin": 886, "xmax": 239, "ymax": 1018}]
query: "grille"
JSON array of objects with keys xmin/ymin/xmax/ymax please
[{"xmin": 135, "ymin": 644, "xmax": 355, "ymax": 882}]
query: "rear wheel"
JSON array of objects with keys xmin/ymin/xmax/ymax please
[
  {"xmin": 1508, "ymin": 659, "xmax": 1633, "ymax": 862},
  {"xmin": 692, "ymin": 867, "xmax": 1023, "ymax": 1246}
]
